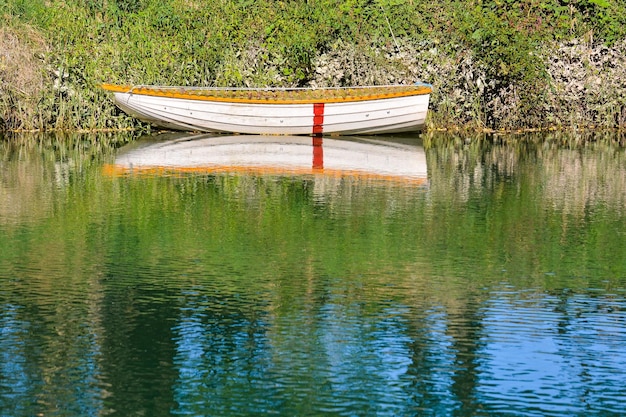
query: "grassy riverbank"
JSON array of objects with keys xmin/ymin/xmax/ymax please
[{"xmin": 1, "ymin": 0, "xmax": 626, "ymax": 132}]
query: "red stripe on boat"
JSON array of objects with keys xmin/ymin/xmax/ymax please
[{"xmin": 313, "ymin": 103, "xmax": 324, "ymax": 134}]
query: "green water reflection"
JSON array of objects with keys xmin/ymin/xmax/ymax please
[{"xmin": 0, "ymin": 131, "xmax": 625, "ymax": 416}]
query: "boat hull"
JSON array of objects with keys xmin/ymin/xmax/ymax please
[{"xmin": 108, "ymin": 85, "xmax": 430, "ymax": 135}]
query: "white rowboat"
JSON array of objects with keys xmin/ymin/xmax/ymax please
[{"xmin": 102, "ymin": 83, "xmax": 431, "ymax": 135}]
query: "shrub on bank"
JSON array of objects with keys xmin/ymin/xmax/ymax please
[{"xmin": 1, "ymin": 0, "xmax": 625, "ymax": 131}]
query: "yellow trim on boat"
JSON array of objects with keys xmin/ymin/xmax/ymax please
[
  {"xmin": 102, "ymin": 163, "xmax": 428, "ymax": 185},
  {"xmin": 101, "ymin": 83, "xmax": 432, "ymax": 105}
]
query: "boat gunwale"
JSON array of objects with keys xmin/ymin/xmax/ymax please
[{"xmin": 102, "ymin": 83, "xmax": 432, "ymax": 105}]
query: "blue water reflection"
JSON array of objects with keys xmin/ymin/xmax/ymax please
[
  {"xmin": 0, "ymin": 303, "xmax": 106, "ymax": 417},
  {"xmin": 1, "ymin": 305, "xmax": 29, "ymax": 416},
  {"xmin": 171, "ymin": 288, "xmax": 273, "ymax": 416},
  {"xmin": 477, "ymin": 291, "xmax": 626, "ymax": 416},
  {"xmin": 167, "ymin": 285, "xmax": 626, "ymax": 416}
]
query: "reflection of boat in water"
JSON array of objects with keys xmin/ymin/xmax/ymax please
[{"xmin": 104, "ymin": 133, "xmax": 428, "ymax": 185}]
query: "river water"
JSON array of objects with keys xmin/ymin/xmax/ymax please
[{"xmin": 0, "ymin": 131, "xmax": 625, "ymax": 416}]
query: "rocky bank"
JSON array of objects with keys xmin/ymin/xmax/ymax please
[{"xmin": 311, "ymin": 38, "xmax": 626, "ymax": 131}]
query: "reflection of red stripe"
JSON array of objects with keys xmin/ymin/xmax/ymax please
[
  {"xmin": 313, "ymin": 103, "xmax": 324, "ymax": 134},
  {"xmin": 312, "ymin": 135, "xmax": 323, "ymax": 170}
]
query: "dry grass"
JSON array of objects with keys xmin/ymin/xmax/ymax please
[{"xmin": 0, "ymin": 22, "xmax": 48, "ymax": 130}]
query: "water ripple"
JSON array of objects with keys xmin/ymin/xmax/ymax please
[{"xmin": 476, "ymin": 290, "xmax": 626, "ymax": 416}]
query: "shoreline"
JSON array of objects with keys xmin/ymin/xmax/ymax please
[{"xmin": 2, "ymin": 125, "xmax": 624, "ymax": 136}]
